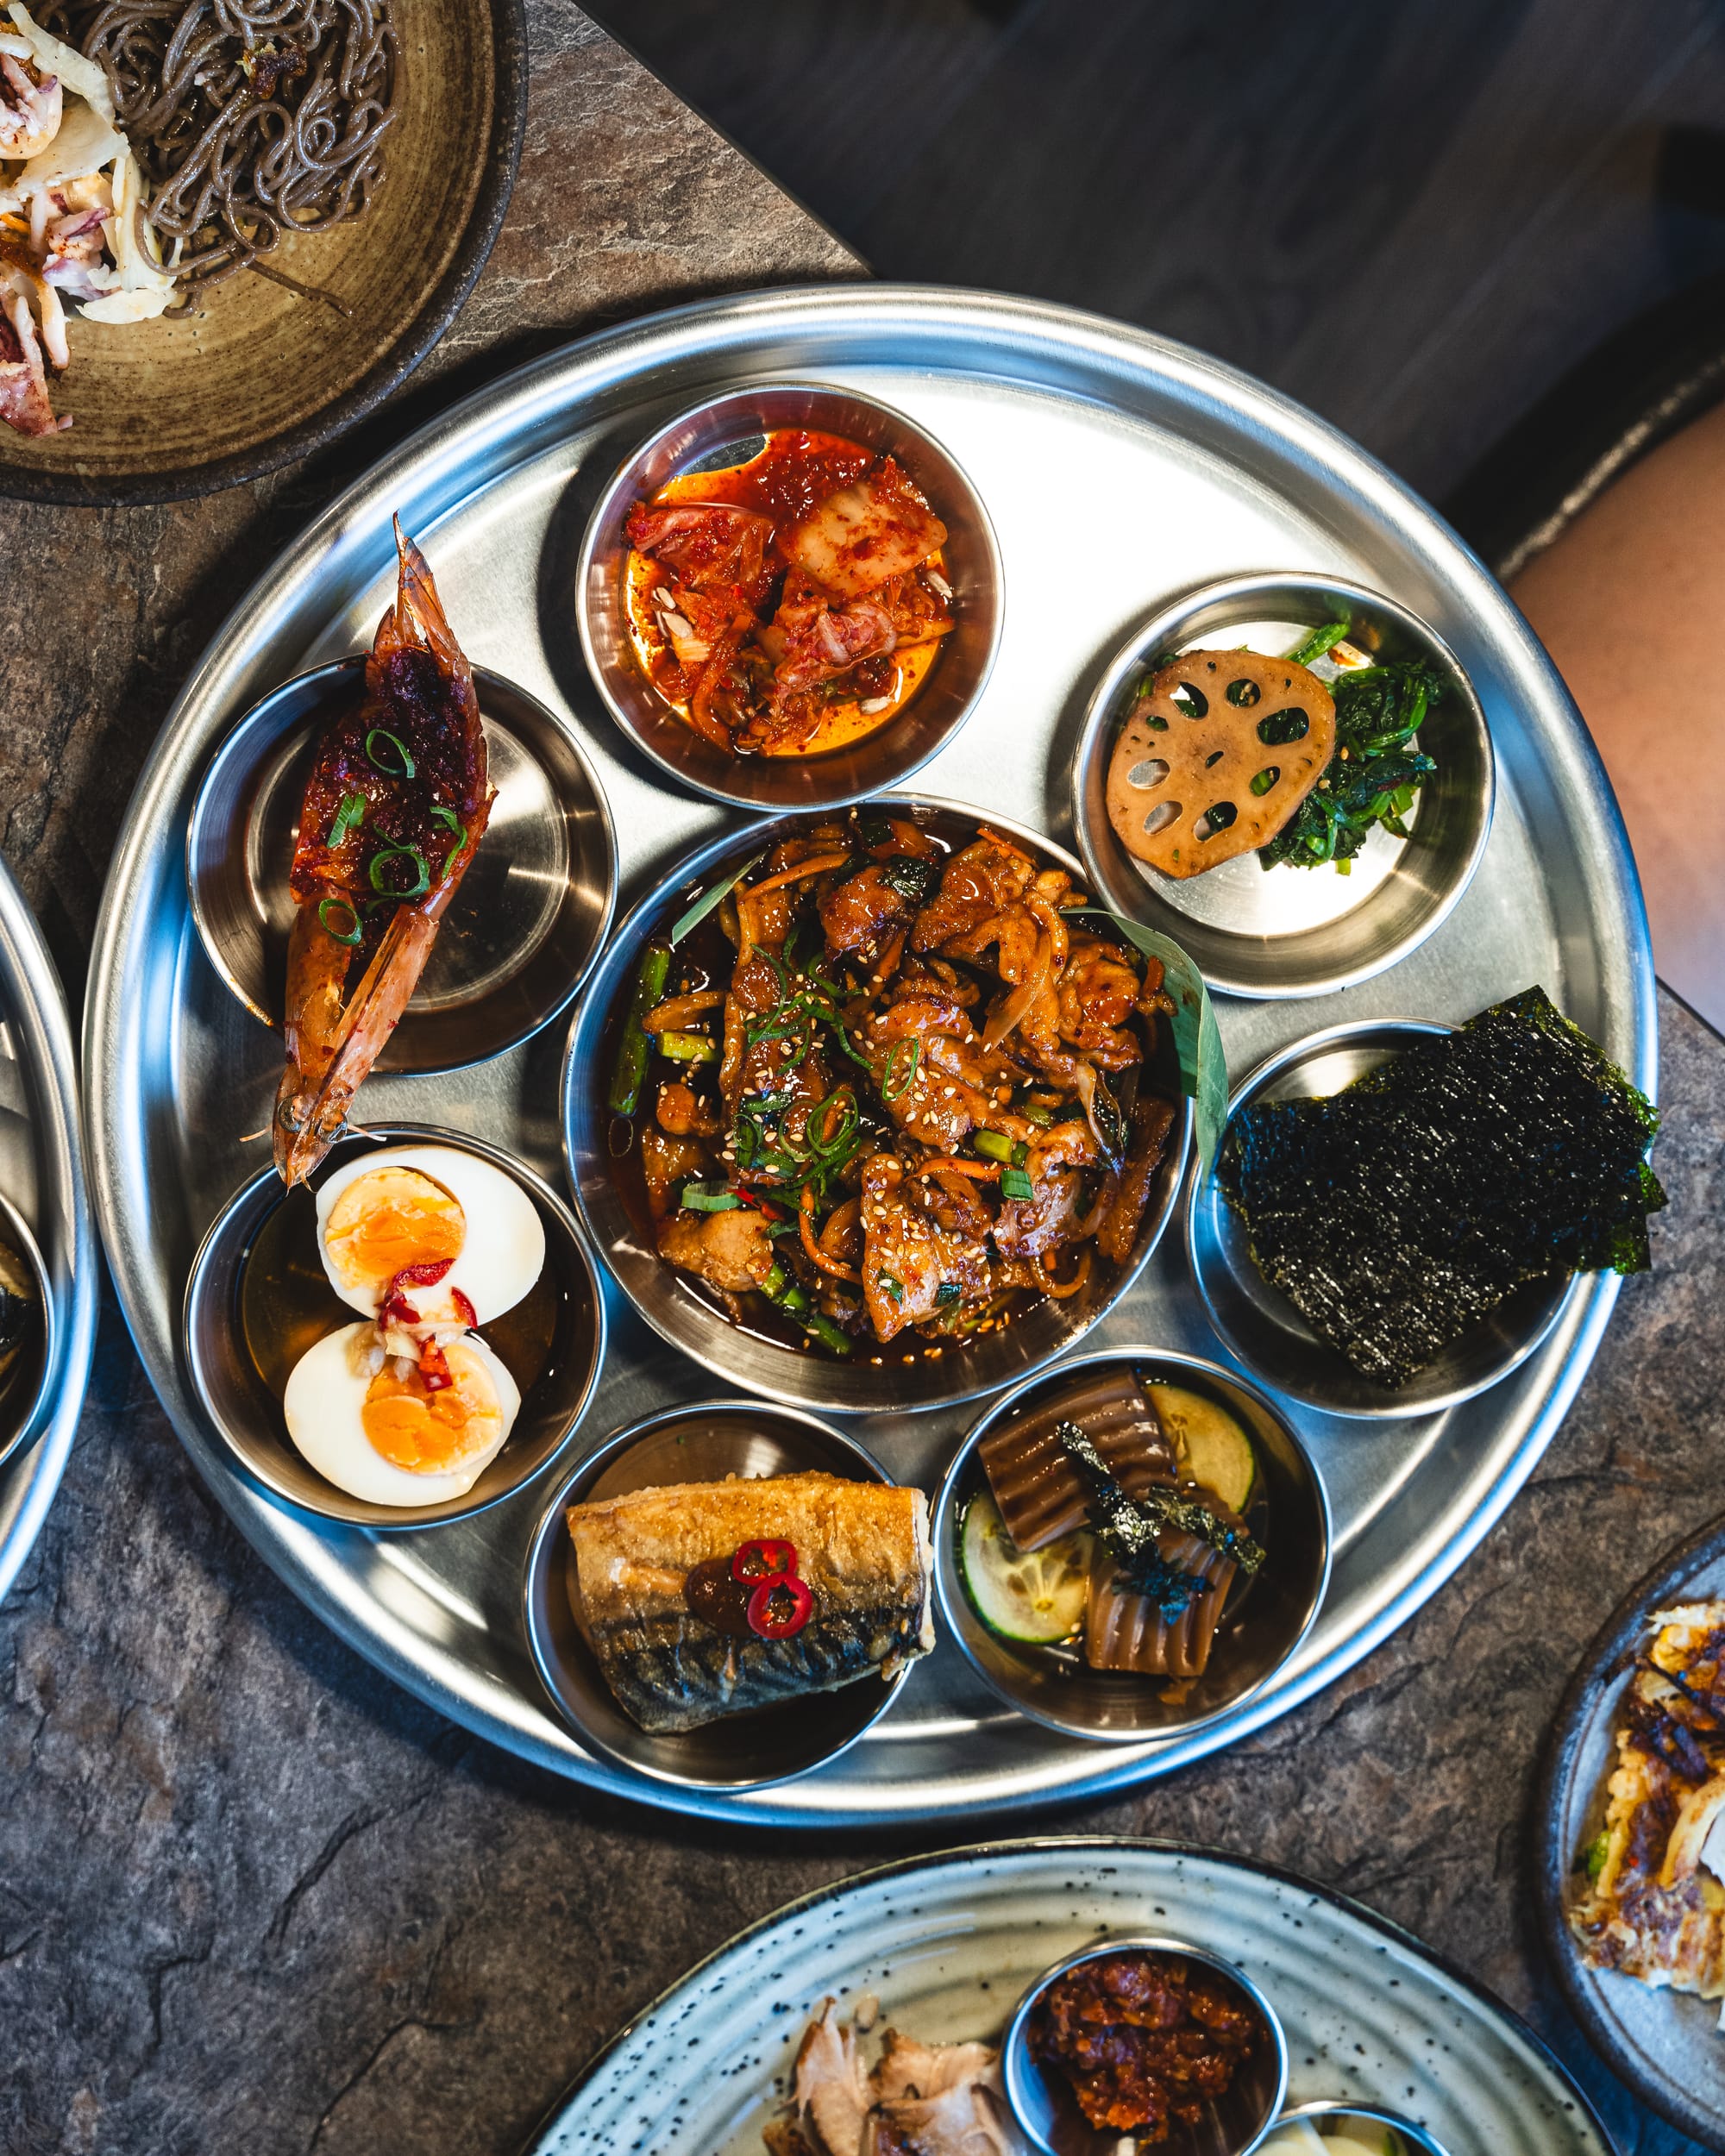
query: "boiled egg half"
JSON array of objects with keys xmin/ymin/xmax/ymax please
[
  {"xmin": 284, "ymin": 1321, "xmax": 522, "ymax": 1507},
  {"xmin": 315, "ymin": 1144, "xmax": 545, "ymax": 1329}
]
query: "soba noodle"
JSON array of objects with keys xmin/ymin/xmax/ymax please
[{"xmin": 38, "ymin": 0, "xmax": 398, "ymax": 296}]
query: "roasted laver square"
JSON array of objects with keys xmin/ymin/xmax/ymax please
[{"xmin": 1570, "ymin": 1601, "xmax": 1725, "ymax": 2009}]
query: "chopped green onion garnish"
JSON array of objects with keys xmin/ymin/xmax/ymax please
[
  {"xmin": 364, "ymin": 727, "xmax": 416, "ymax": 779},
  {"xmin": 934, "ymin": 1283, "xmax": 961, "ymax": 1307},
  {"xmin": 1284, "ymin": 619, "xmax": 1352, "ymax": 667},
  {"xmin": 805, "ymin": 1312, "xmax": 853, "ymax": 1357},
  {"xmin": 660, "ymin": 1030, "xmax": 718, "ymax": 1063},
  {"xmin": 972, "ymin": 1130, "xmax": 1013, "ymax": 1163},
  {"xmin": 368, "ymin": 843, "xmax": 430, "ymax": 900},
  {"xmin": 327, "ymin": 792, "xmax": 367, "ymax": 847},
  {"xmin": 881, "ymin": 1035, "xmax": 921, "ymax": 1102},
  {"xmin": 669, "ymin": 852, "xmax": 764, "ymax": 946},
  {"xmin": 681, "ymin": 1182, "xmax": 740, "ymax": 1213},
  {"xmin": 878, "ymin": 1272, "xmax": 904, "ymax": 1304},
  {"xmin": 1011, "ymin": 1140, "xmax": 1029, "ymax": 1167},
  {"xmin": 317, "ymin": 896, "xmax": 364, "ymax": 946},
  {"xmin": 1000, "ymin": 1166, "xmax": 1034, "ymax": 1201},
  {"xmin": 430, "ymin": 804, "xmax": 467, "ymax": 878}
]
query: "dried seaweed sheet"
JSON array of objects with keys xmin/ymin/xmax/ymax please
[{"xmin": 1217, "ymin": 987, "xmax": 1665, "ymax": 1388}]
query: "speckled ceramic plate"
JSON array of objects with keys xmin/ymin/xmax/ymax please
[
  {"xmin": 0, "ymin": 0, "xmax": 525, "ymax": 505},
  {"xmin": 528, "ymin": 1839, "xmax": 1613, "ymax": 2156},
  {"xmin": 1536, "ymin": 1514, "xmax": 1725, "ymax": 2149}
]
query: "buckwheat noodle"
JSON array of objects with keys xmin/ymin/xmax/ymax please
[{"xmin": 39, "ymin": 0, "xmax": 398, "ymax": 298}]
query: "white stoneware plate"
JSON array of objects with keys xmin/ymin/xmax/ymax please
[
  {"xmin": 1537, "ymin": 1514, "xmax": 1725, "ymax": 2149},
  {"xmin": 527, "ymin": 1839, "xmax": 1613, "ymax": 2156}
]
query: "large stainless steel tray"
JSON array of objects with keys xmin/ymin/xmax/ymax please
[
  {"xmin": 84, "ymin": 286, "xmax": 1654, "ymax": 1824},
  {"xmin": 0, "ymin": 857, "xmax": 100, "ymax": 1601}
]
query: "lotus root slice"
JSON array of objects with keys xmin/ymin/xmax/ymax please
[{"xmin": 1104, "ymin": 649, "xmax": 1336, "ymax": 877}]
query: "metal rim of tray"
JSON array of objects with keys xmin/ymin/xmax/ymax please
[
  {"xmin": 0, "ymin": 856, "xmax": 101, "ymax": 1601},
  {"xmin": 81, "ymin": 285, "xmax": 1656, "ymax": 1826}
]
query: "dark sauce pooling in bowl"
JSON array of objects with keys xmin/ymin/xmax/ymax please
[{"xmin": 239, "ymin": 1185, "xmax": 559, "ymax": 1402}]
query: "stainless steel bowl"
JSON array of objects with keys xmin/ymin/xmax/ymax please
[
  {"xmin": 575, "ymin": 381, "xmax": 1003, "ymax": 812},
  {"xmin": 186, "ymin": 657, "xmax": 617, "ymax": 1073},
  {"xmin": 522, "ymin": 1398, "xmax": 919, "ymax": 1790},
  {"xmin": 559, "ymin": 799, "xmax": 1194, "ymax": 1415},
  {"xmin": 0, "ymin": 1188, "xmax": 53, "ymax": 1477},
  {"xmin": 1072, "ymin": 573, "xmax": 1493, "ymax": 999},
  {"xmin": 1269, "ymin": 2099, "xmax": 1454, "ymax": 2156},
  {"xmin": 1188, "ymin": 1022, "xmax": 1578, "ymax": 1420},
  {"xmin": 183, "ymin": 1123, "xmax": 605, "ymax": 1529},
  {"xmin": 1003, "ymin": 1932, "xmax": 1289, "ymax": 2156},
  {"xmin": 934, "ymin": 1346, "xmax": 1330, "ymax": 1743}
]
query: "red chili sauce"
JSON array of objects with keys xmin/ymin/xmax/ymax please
[
  {"xmin": 1026, "ymin": 1950, "xmax": 1261, "ymax": 2140},
  {"xmin": 623, "ymin": 428, "xmax": 955, "ymax": 761}
]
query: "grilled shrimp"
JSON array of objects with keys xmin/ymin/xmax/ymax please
[{"xmin": 273, "ymin": 519, "xmax": 492, "ymax": 1185}]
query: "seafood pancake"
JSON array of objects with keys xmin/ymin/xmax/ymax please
[
  {"xmin": 1570, "ymin": 1601, "xmax": 1725, "ymax": 2005},
  {"xmin": 566, "ymin": 1470, "xmax": 934, "ymax": 1733}
]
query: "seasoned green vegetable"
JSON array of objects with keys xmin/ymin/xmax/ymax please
[
  {"xmin": 607, "ymin": 942, "xmax": 670, "ymax": 1117},
  {"xmin": 1259, "ymin": 659, "xmax": 1442, "ymax": 871},
  {"xmin": 1582, "ymin": 1830, "xmax": 1610, "ymax": 1882},
  {"xmin": 1217, "ymin": 987, "xmax": 1666, "ymax": 1387}
]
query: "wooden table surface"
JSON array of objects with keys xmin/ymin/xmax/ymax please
[{"xmin": 0, "ymin": 9, "xmax": 1718, "ymax": 2153}]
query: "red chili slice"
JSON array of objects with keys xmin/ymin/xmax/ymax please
[
  {"xmin": 417, "ymin": 1338, "xmax": 454, "ymax": 1393},
  {"xmin": 379, "ymin": 1257, "xmax": 456, "ymax": 1328},
  {"xmin": 731, "ymin": 1539, "xmax": 797, "ymax": 1583},
  {"xmin": 451, "ymin": 1288, "xmax": 477, "ymax": 1327},
  {"xmin": 746, "ymin": 1574, "xmax": 812, "ymax": 1639}
]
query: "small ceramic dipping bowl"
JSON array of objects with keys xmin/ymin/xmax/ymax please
[
  {"xmin": 186, "ymin": 658, "xmax": 617, "ymax": 1075},
  {"xmin": 934, "ymin": 1346, "xmax": 1329, "ymax": 1743},
  {"xmin": 1003, "ymin": 1933, "xmax": 1289, "ymax": 2156},
  {"xmin": 1072, "ymin": 573, "xmax": 1493, "ymax": 1000},
  {"xmin": 575, "ymin": 380, "xmax": 1003, "ymax": 812},
  {"xmin": 1187, "ymin": 1021, "xmax": 1577, "ymax": 1420},
  {"xmin": 561, "ymin": 799, "xmax": 1192, "ymax": 1417},
  {"xmin": 523, "ymin": 1399, "xmax": 918, "ymax": 1791},
  {"xmin": 0, "ymin": 1188, "xmax": 54, "ymax": 1477},
  {"xmin": 1264, "ymin": 2099, "xmax": 1453, "ymax": 2156},
  {"xmin": 183, "ymin": 1124, "xmax": 605, "ymax": 1529}
]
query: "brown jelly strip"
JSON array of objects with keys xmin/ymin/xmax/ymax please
[
  {"xmin": 978, "ymin": 1365, "xmax": 1174, "ymax": 1551},
  {"xmin": 1084, "ymin": 1526, "xmax": 1235, "ymax": 1678}
]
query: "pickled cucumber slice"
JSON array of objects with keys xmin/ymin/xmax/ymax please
[
  {"xmin": 959, "ymin": 1493, "xmax": 1090, "ymax": 1643},
  {"xmin": 1148, "ymin": 1383, "xmax": 1256, "ymax": 1512}
]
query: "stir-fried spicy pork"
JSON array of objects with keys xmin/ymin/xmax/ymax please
[
  {"xmin": 609, "ymin": 811, "xmax": 1178, "ymax": 1360},
  {"xmin": 623, "ymin": 429, "xmax": 955, "ymax": 758}
]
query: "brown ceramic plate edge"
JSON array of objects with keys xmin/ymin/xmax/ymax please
[
  {"xmin": 0, "ymin": 0, "xmax": 526, "ymax": 507},
  {"xmin": 1535, "ymin": 1509, "xmax": 1725, "ymax": 2150}
]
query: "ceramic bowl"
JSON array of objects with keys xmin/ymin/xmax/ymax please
[{"xmin": 0, "ymin": 0, "xmax": 525, "ymax": 504}]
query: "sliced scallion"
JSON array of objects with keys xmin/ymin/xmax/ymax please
[
  {"xmin": 317, "ymin": 896, "xmax": 364, "ymax": 946},
  {"xmin": 327, "ymin": 792, "xmax": 367, "ymax": 847},
  {"xmin": 365, "ymin": 727, "xmax": 416, "ymax": 779},
  {"xmin": 681, "ymin": 1182, "xmax": 740, "ymax": 1213},
  {"xmin": 430, "ymin": 804, "xmax": 467, "ymax": 879},
  {"xmin": 368, "ymin": 843, "xmax": 431, "ymax": 900},
  {"xmin": 1000, "ymin": 1166, "xmax": 1034, "ymax": 1202}
]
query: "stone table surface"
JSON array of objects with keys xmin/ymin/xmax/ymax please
[{"xmin": 0, "ymin": 9, "xmax": 1719, "ymax": 2156}]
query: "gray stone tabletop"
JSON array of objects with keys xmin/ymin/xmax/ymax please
[{"xmin": 0, "ymin": 10, "xmax": 1718, "ymax": 2156}]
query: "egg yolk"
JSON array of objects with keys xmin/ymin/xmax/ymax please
[
  {"xmin": 361, "ymin": 1341, "xmax": 505, "ymax": 1474},
  {"xmin": 324, "ymin": 1167, "xmax": 465, "ymax": 1300}
]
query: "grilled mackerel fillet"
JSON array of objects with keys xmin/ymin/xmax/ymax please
[{"xmin": 566, "ymin": 1470, "xmax": 934, "ymax": 1733}]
